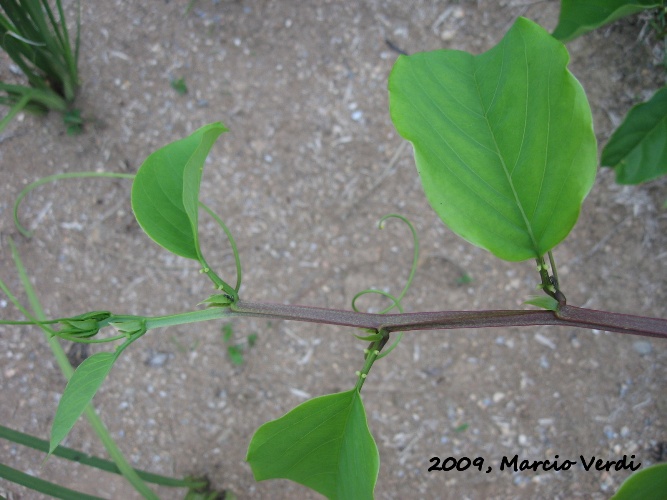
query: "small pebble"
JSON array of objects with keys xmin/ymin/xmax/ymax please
[
  {"xmin": 146, "ymin": 352, "xmax": 170, "ymax": 367},
  {"xmin": 540, "ymin": 355, "xmax": 550, "ymax": 369},
  {"xmin": 632, "ymin": 341, "xmax": 652, "ymax": 355}
]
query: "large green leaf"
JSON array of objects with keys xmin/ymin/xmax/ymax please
[
  {"xmin": 388, "ymin": 17, "xmax": 597, "ymax": 262},
  {"xmin": 246, "ymin": 389, "xmax": 379, "ymax": 499},
  {"xmin": 611, "ymin": 463, "xmax": 667, "ymax": 500},
  {"xmin": 602, "ymin": 86, "xmax": 667, "ymax": 184},
  {"xmin": 49, "ymin": 352, "xmax": 118, "ymax": 454},
  {"xmin": 131, "ymin": 123, "xmax": 227, "ymax": 260},
  {"xmin": 553, "ymin": 0, "xmax": 661, "ymax": 42}
]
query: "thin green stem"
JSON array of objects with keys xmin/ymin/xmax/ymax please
[
  {"xmin": 53, "ymin": 333, "xmax": 128, "ymax": 344},
  {"xmin": 354, "ymin": 337, "xmax": 383, "ymax": 392},
  {"xmin": 198, "ymin": 253, "xmax": 238, "ymax": 302},
  {"xmin": 0, "ymin": 317, "xmax": 61, "ymax": 326},
  {"xmin": 144, "ymin": 307, "xmax": 234, "ymax": 331}
]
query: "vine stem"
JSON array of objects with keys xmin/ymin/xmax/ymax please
[{"xmin": 228, "ymin": 300, "xmax": 667, "ymax": 340}]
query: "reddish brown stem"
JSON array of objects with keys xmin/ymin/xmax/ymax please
[{"xmin": 232, "ymin": 300, "xmax": 667, "ymax": 340}]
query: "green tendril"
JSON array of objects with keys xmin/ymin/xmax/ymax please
[
  {"xmin": 351, "ymin": 289, "xmax": 404, "ymax": 314},
  {"xmin": 199, "ymin": 202, "xmax": 243, "ymax": 294},
  {"xmin": 13, "ymin": 172, "xmax": 135, "ymax": 237},
  {"xmin": 376, "ymin": 332, "xmax": 403, "ymax": 360},
  {"xmin": 351, "ymin": 214, "xmax": 419, "ymax": 315},
  {"xmin": 350, "ymin": 214, "xmax": 420, "ymax": 371}
]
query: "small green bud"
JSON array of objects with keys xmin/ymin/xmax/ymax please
[
  {"xmin": 58, "ymin": 318, "xmax": 101, "ymax": 338},
  {"xmin": 57, "ymin": 311, "xmax": 111, "ymax": 338},
  {"xmin": 199, "ymin": 293, "xmax": 233, "ymax": 307},
  {"xmin": 110, "ymin": 319, "xmax": 145, "ymax": 335}
]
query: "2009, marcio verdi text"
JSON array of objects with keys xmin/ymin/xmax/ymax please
[{"xmin": 428, "ymin": 455, "xmax": 641, "ymax": 473}]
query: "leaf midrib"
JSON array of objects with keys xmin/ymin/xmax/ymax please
[
  {"xmin": 408, "ymin": 56, "xmax": 528, "ymax": 237},
  {"xmin": 474, "ymin": 29, "xmax": 540, "ymax": 255}
]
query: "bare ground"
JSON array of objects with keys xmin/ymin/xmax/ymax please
[{"xmin": 1, "ymin": 1, "xmax": 666, "ymax": 499}]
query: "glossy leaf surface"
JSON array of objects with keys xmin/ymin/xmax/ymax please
[
  {"xmin": 552, "ymin": 0, "xmax": 661, "ymax": 42},
  {"xmin": 49, "ymin": 352, "xmax": 117, "ymax": 454},
  {"xmin": 602, "ymin": 86, "xmax": 667, "ymax": 184},
  {"xmin": 131, "ymin": 123, "xmax": 227, "ymax": 260},
  {"xmin": 611, "ymin": 463, "xmax": 667, "ymax": 500},
  {"xmin": 389, "ymin": 17, "xmax": 597, "ymax": 261},
  {"xmin": 246, "ymin": 389, "xmax": 378, "ymax": 499}
]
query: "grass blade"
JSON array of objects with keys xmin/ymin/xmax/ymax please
[
  {"xmin": 0, "ymin": 424, "xmax": 208, "ymax": 488},
  {"xmin": 0, "ymin": 462, "xmax": 103, "ymax": 500}
]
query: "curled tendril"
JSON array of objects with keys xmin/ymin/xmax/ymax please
[
  {"xmin": 199, "ymin": 202, "xmax": 243, "ymax": 294},
  {"xmin": 13, "ymin": 172, "xmax": 135, "ymax": 237},
  {"xmin": 351, "ymin": 214, "xmax": 419, "ymax": 358}
]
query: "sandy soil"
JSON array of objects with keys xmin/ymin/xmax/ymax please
[{"xmin": 1, "ymin": 1, "xmax": 666, "ymax": 499}]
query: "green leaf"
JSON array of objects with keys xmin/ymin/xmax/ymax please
[
  {"xmin": 611, "ymin": 463, "xmax": 667, "ymax": 500},
  {"xmin": 246, "ymin": 389, "xmax": 379, "ymax": 499},
  {"xmin": 199, "ymin": 293, "xmax": 233, "ymax": 307},
  {"xmin": 552, "ymin": 0, "xmax": 662, "ymax": 42},
  {"xmin": 170, "ymin": 77, "xmax": 188, "ymax": 95},
  {"xmin": 246, "ymin": 333, "xmax": 258, "ymax": 347},
  {"xmin": 49, "ymin": 352, "xmax": 118, "ymax": 454},
  {"xmin": 227, "ymin": 344, "xmax": 244, "ymax": 365},
  {"xmin": 354, "ymin": 333, "xmax": 384, "ymax": 341},
  {"xmin": 131, "ymin": 123, "xmax": 227, "ymax": 260},
  {"xmin": 601, "ymin": 86, "xmax": 667, "ymax": 184},
  {"xmin": 222, "ymin": 323, "xmax": 233, "ymax": 343},
  {"xmin": 523, "ymin": 295, "xmax": 559, "ymax": 311},
  {"xmin": 453, "ymin": 423, "xmax": 469, "ymax": 433},
  {"xmin": 388, "ymin": 17, "xmax": 597, "ymax": 262}
]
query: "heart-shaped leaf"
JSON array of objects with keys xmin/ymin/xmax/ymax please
[
  {"xmin": 602, "ymin": 86, "xmax": 667, "ymax": 184},
  {"xmin": 131, "ymin": 122, "xmax": 227, "ymax": 260},
  {"xmin": 552, "ymin": 0, "xmax": 661, "ymax": 42},
  {"xmin": 49, "ymin": 351, "xmax": 118, "ymax": 455},
  {"xmin": 247, "ymin": 389, "xmax": 378, "ymax": 500},
  {"xmin": 389, "ymin": 17, "xmax": 597, "ymax": 262}
]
